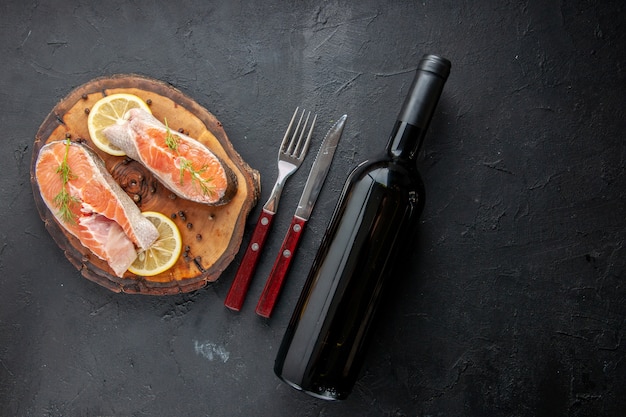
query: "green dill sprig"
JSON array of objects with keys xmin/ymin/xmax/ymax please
[
  {"xmin": 164, "ymin": 118, "xmax": 215, "ymax": 197},
  {"xmin": 54, "ymin": 139, "xmax": 79, "ymax": 224},
  {"xmin": 164, "ymin": 118, "xmax": 179, "ymax": 151},
  {"xmin": 179, "ymin": 159, "xmax": 215, "ymax": 197}
]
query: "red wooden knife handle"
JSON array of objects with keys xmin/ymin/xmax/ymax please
[
  {"xmin": 256, "ymin": 216, "xmax": 307, "ymax": 318},
  {"xmin": 224, "ymin": 209, "xmax": 275, "ymax": 311}
]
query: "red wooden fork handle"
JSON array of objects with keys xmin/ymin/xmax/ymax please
[
  {"xmin": 224, "ymin": 209, "xmax": 275, "ymax": 311},
  {"xmin": 255, "ymin": 216, "xmax": 307, "ymax": 318}
]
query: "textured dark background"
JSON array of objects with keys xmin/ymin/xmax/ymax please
[{"xmin": 1, "ymin": 0, "xmax": 625, "ymax": 416}]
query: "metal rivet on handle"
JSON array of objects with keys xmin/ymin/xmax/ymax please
[
  {"xmin": 293, "ymin": 224, "xmax": 301, "ymax": 232},
  {"xmin": 261, "ymin": 217, "xmax": 269, "ymax": 226},
  {"xmin": 283, "ymin": 249, "xmax": 291, "ymax": 258},
  {"xmin": 252, "ymin": 243, "xmax": 259, "ymax": 251}
]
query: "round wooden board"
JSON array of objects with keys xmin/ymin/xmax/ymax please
[{"xmin": 30, "ymin": 74, "xmax": 260, "ymax": 295}]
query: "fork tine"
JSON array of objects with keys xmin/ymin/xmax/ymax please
[
  {"xmin": 296, "ymin": 113, "xmax": 316, "ymax": 160},
  {"xmin": 292, "ymin": 111, "xmax": 310, "ymax": 156},
  {"xmin": 280, "ymin": 107, "xmax": 299, "ymax": 154},
  {"xmin": 286, "ymin": 110, "xmax": 306, "ymax": 154}
]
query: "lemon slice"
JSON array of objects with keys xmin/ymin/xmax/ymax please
[
  {"xmin": 128, "ymin": 211, "xmax": 182, "ymax": 277},
  {"xmin": 87, "ymin": 93, "xmax": 151, "ymax": 156}
]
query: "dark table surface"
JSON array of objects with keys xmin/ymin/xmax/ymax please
[{"xmin": 2, "ymin": 1, "xmax": 625, "ymax": 416}]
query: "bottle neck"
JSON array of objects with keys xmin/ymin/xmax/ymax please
[
  {"xmin": 386, "ymin": 54, "xmax": 450, "ymax": 160},
  {"xmin": 385, "ymin": 121, "xmax": 425, "ymax": 160}
]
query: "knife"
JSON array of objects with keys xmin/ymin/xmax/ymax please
[{"xmin": 255, "ymin": 114, "xmax": 347, "ymax": 318}]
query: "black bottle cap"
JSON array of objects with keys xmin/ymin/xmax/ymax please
[{"xmin": 417, "ymin": 54, "xmax": 451, "ymax": 80}]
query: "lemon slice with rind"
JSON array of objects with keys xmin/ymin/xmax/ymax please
[
  {"xmin": 128, "ymin": 211, "xmax": 182, "ymax": 277},
  {"xmin": 87, "ymin": 93, "xmax": 151, "ymax": 156}
]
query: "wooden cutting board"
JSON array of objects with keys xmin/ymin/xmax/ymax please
[{"xmin": 30, "ymin": 74, "xmax": 260, "ymax": 295}]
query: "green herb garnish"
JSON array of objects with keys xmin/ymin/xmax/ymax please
[
  {"xmin": 54, "ymin": 139, "xmax": 79, "ymax": 224},
  {"xmin": 164, "ymin": 118, "xmax": 215, "ymax": 197},
  {"xmin": 164, "ymin": 118, "xmax": 179, "ymax": 151},
  {"xmin": 179, "ymin": 159, "xmax": 215, "ymax": 197}
]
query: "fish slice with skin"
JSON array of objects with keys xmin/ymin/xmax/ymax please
[
  {"xmin": 104, "ymin": 108, "xmax": 238, "ymax": 206},
  {"xmin": 35, "ymin": 140, "xmax": 159, "ymax": 277}
]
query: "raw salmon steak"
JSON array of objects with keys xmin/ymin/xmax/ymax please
[
  {"xmin": 104, "ymin": 108, "xmax": 238, "ymax": 205},
  {"xmin": 35, "ymin": 140, "xmax": 159, "ymax": 277}
]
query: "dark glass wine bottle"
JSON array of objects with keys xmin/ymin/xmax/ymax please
[{"xmin": 274, "ymin": 54, "xmax": 451, "ymax": 400}]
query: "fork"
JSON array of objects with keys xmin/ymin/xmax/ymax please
[{"xmin": 225, "ymin": 108, "xmax": 317, "ymax": 311}]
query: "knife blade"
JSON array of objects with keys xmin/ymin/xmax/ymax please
[{"xmin": 256, "ymin": 114, "xmax": 347, "ymax": 318}]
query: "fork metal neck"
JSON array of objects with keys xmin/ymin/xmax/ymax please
[{"xmin": 263, "ymin": 160, "xmax": 295, "ymax": 213}]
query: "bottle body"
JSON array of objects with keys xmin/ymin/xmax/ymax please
[
  {"xmin": 274, "ymin": 157, "xmax": 424, "ymax": 400},
  {"xmin": 274, "ymin": 54, "xmax": 450, "ymax": 400}
]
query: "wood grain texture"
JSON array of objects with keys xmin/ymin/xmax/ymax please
[
  {"xmin": 256, "ymin": 215, "xmax": 307, "ymax": 318},
  {"xmin": 30, "ymin": 74, "xmax": 260, "ymax": 295},
  {"xmin": 225, "ymin": 209, "xmax": 276, "ymax": 311}
]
